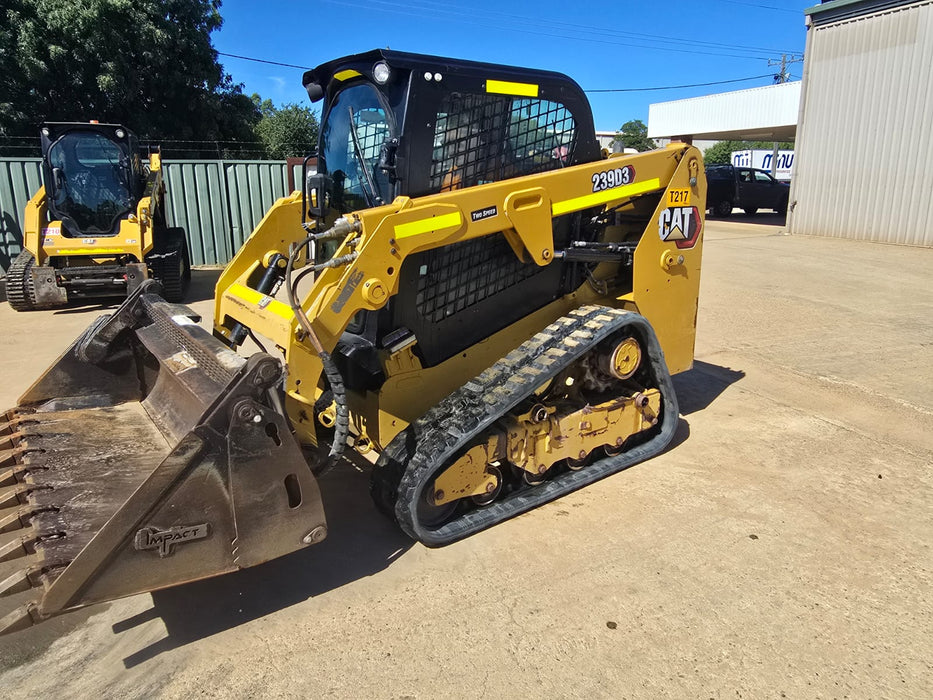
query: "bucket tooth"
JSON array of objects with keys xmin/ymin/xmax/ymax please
[
  {"xmin": 0, "ymin": 567, "xmax": 41, "ymax": 597},
  {"xmin": 0, "ymin": 605, "xmax": 40, "ymax": 636},
  {"xmin": 0, "ymin": 454, "xmax": 18, "ymax": 481},
  {"xmin": 0, "ymin": 536, "xmax": 36, "ymax": 563},
  {"xmin": 0, "ymin": 506, "xmax": 49, "ymax": 534},
  {"xmin": 0, "ymin": 484, "xmax": 45, "ymax": 508},
  {"xmin": 0, "ymin": 463, "xmax": 37, "ymax": 487}
]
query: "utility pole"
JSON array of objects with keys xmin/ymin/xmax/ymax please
[{"xmin": 767, "ymin": 53, "xmax": 804, "ymax": 178}]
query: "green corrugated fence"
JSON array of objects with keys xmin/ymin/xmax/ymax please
[{"xmin": 0, "ymin": 157, "xmax": 308, "ymax": 272}]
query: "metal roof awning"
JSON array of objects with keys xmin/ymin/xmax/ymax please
[
  {"xmin": 805, "ymin": 0, "xmax": 923, "ymax": 25},
  {"xmin": 647, "ymin": 81, "xmax": 801, "ymax": 142}
]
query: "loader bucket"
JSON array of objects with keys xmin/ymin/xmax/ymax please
[{"xmin": 0, "ymin": 281, "xmax": 326, "ymax": 634}]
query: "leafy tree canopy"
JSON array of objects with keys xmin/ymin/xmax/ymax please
[
  {"xmin": 252, "ymin": 96, "xmax": 319, "ymax": 159},
  {"xmin": 703, "ymin": 140, "xmax": 795, "ymax": 165},
  {"xmin": 0, "ymin": 0, "xmax": 258, "ymax": 142},
  {"xmin": 613, "ymin": 119, "xmax": 656, "ymax": 152}
]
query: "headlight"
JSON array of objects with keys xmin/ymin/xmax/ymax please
[
  {"xmin": 115, "ymin": 129, "xmax": 125, "ymax": 139},
  {"xmin": 373, "ymin": 62, "xmax": 390, "ymax": 84}
]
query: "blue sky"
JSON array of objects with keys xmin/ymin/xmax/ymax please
[{"xmin": 213, "ymin": 0, "xmax": 812, "ymax": 131}]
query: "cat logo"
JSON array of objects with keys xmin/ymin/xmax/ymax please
[{"xmin": 658, "ymin": 206, "xmax": 701, "ymax": 249}]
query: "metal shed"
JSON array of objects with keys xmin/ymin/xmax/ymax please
[{"xmin": 788, "ymin": 0, "xmax": 933, "ymax": 247}]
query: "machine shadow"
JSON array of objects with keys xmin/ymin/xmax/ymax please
[
  {"xmin": 184, "ymin": 267, "xmax": 223, "ymax": 303},
  {"xmin": 114, "ymin": 362, "xmax": 737, "ymax": 667},
  {"xmin": 673, "ymin": 360, "xmax": 746, "ymax": 415},
  {"xmin": 117, "ymin": 462, "xmax": 414, "ymax": 668}
]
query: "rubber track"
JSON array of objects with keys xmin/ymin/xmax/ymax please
[
  {"xmin": 6, "ymin": 250, "xmax": 39, "ymax": 311},
  {"xmin": 148, "ymin": 229, "xmax": 190, "ymax": 303},
  {"xmin": 372, "ymin": 304, "xmax": 680, "ymax": 547}
]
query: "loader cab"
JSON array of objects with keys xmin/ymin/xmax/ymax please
[
  {"xmin": 304, "ymin": 49, "xmax": 601, "ymax": 209},
  {"xmin": 303, "ymin": 51, "xmax": 602, "ymax": 389},
  {"xmin": 40, "ymin": 123, "xmax": 143, "ymax": 238}
]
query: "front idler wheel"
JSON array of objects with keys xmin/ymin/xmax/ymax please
[{"xmin": 417, "ymin": 482, "xmax": 458, "ymax": 528}]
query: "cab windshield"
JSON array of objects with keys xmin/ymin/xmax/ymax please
[
  {"xmin": 47, "ymin": 132, "xmax": 134, "ymax": 236},
  {"xmin": 321, "ymin": 83, "xmax": 394, "ymax": 213}
]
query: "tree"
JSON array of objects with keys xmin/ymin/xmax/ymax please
[
  {"xmin": 703, "ymin": 140, "xmax": 750, "ymax": 165},
  {"xmin": 704, "ymin": 140, "xmax": 795, "ymax": 165},
  {"xmin": 0, "ymin": 0, "xmax": 258, "ymax": 143},
  {"xmin": 252, "ymin": 97, "xmax": 319, "ymax": 159},
  {"xmin": 613, "ymin": 120, "xmax": 656, "ymax": 152}
]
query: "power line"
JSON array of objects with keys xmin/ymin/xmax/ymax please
[
  {"xmin": 714, "ymin": 0, "xmax": 802, "ymax": 14},
  {"xmin": 338, "ymin": 0, "xmax": 799, "ymax": 55},
  {"xmin": 322, "ymin": 0, "xmax": 796, "ymax": 60},
  {"xmin": 586, "ymin": 74, "xmax": 778, "ymax": 93},
  {"xmin": 211, "ymin": 48, "xmax": 790, "ymax": 95},
  {"xmin": 217, "ymin": 51, "xmax": 311, "ymax": 70}
]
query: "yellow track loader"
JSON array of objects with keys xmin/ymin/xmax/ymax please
[
  {"xmin": 0, "ymin": 50, "xmax": 705, "ymax": 634},
  {"xmin": 6, "ymin": 122, "xmax": 190, "ymax": 311}
]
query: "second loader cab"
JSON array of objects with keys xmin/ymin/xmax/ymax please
[
  {"xmin": 303, "ymin": 50, "xmax": 602, "ymax": 390},
  {"xmin": 41, "ymin": 123, "xmax": 143, "ymax": 238},
  {"xmin": 6, "ymin": 122, "xmax": 190, "ymax": 311}
]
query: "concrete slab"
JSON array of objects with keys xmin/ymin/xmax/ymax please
[{"xmin": 0, "ymin": 222, "xmax": 930, "ymax": 699}]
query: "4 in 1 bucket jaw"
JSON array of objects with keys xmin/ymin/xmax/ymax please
[{"xmin": 0, "ymin": 281, "xmax": 326, "ymax": 634}]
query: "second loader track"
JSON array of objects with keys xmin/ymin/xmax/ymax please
[
  {"xmin": 371, "ymin": 305, "xmax": 681, "ymax": 547},
  {"xmin": 5, "ymin": 250, "xmax": 39, "ymax": 311}
]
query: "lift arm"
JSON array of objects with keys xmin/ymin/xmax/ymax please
[{"xmin": 213, "ymin": 143, "xmax": 705, "ymax": 442}]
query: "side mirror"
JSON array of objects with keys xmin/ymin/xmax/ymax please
[{"xmin": 378, "ymin": 138, "xmax": 399, "ymax": 182}]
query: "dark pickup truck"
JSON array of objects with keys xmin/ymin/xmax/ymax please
[{"xmin": 706, "ymin": 164, "xmax": 790, "ymax": 217}]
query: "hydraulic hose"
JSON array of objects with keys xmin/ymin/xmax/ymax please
[{"xmin": 284, "ymin": 217, "xmax": 361, "ymax": 464}]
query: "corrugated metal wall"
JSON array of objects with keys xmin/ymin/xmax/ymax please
[
  {"xmin": 0, "ymin": 158, "xmax": 310, "ymax": 272},
  {"xmin": 0, "ymin": 158, "xmax": 42, "ymax": 273},
  {"xmin": 788, "ymin": 1, "xmax": 933, "ymax": 246}
]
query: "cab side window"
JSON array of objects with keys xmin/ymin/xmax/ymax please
[{"xmin": 430, "ymin": 95, "xmax": 576, "ymax": 193}]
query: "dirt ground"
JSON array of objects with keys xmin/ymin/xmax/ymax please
[{"xmin": 0, "ymin": 215, "xmax": 930, "ymax": 699}]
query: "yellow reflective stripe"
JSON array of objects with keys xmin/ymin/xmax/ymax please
[
  {"xmin": 334, "ymin": 69, "xmax": 362, "ymax": 81},
  {"xmin": 486, "ymin": 79, "xmax": 539, "ymax": 97},
  {"xmin": 551, "ymin": 178, "xmax": 661, "ymax": 217},
  {"xmin": 52, "ymin": 248, "xmax": 129, "ymax": 255},
  {"xmin": 394, "ymin": 211, "xmax": 463, "ymax": 239},
  {"xmin": 229, "ymin": 283, "xmax": 295, "ymax": 321}
]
